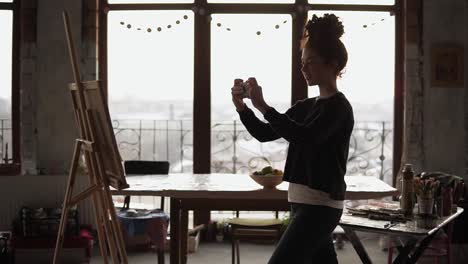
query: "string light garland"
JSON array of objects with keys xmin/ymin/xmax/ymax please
[
  {"xmin": 119, "ymin": 14, "xmax": 190, "ymax": 33},
  {"xmin": 119, "ymin": 15, "xmax": 387, "ymax": 35},
  {"xmin": 214, "ymin": 19, "xmax": 288, "ymax": 35},
  {"xmin": 119, "ymin": 15, "xmax": 289, "ymax": 36},
  {"xmin": 119, "ymin": 13, "xmax": 387, "ymax": 32},
  {"xmin": 362, "ymin": 17, "xmax": 386, "ymax": 28}
]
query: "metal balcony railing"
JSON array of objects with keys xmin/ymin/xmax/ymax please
[
  {"xmin": 112, "ymin": 119, "xmax": 393, "ymax": 183},
  {"xmin": 0, "ymin": 118, "xmax": 393, "ymax": 183},
  {"xmin": 0, "ymin": 118, "xmax": 12, "ymax": 165}
]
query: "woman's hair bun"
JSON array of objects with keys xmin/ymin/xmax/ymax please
[{"xmin": 304, "ymin": 13, "xmax": 344, "ymax": 41}]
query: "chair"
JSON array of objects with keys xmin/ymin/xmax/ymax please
[
  {"xmin": 122, "ymin": 160, "xmax": 170, "ymax": 211},
  {"xmin": 121, "ymin": 160, "xmax": 170, "ymax": 264},
  {"xmin": 227, "ymin": 211, "xmax": 283, "ymax": 264}
]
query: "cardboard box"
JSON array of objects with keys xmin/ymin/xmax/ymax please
[{"xmin": 164, "ymin": 230, "xmax": 200, "ymax": 253}]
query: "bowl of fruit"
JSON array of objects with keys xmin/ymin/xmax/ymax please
[{"xmin": 250, "ymin": 166, "xmax": 284, "ymax": 189}]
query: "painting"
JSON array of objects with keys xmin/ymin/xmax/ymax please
[{"xmin": 431, "ymin": 44, "xmax": 464, "ymax": 87}]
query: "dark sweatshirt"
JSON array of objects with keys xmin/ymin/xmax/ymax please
[{"xmin": 238, "ymin": 92, "xmax": 354, "ymax": 200}]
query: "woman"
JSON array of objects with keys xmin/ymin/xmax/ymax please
[{"xmin": 231, "ymin": 14, "xmax": 354, "ymax": 263}]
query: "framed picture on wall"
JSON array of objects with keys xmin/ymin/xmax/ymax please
[{"xmin": 431, "ymin": 44, "xmax": 464, "ymax": 87}]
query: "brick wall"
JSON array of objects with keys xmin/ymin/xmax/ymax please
[
  {"xmin": 81, "ymin": 0, "xmax": 98, "ymax": 81},
  {"xmin": 20, "ymin": 0, "xmax": 99, "ymax": 174},
  {"xmin": 404, "ymin": 0, "xmax": 425, "ymax": 172},
  {"xmin": 19, "ymin": 0, "xmax": 38, "ymax": 174}
]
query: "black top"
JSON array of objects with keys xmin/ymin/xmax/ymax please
[{"xmin": 238, "ymin": 92, "xmax": 354, "ymax": 200}]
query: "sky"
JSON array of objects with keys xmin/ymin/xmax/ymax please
[{"xmin": 107, "ymin": 9, "xmax": 394, "ymax": 113}]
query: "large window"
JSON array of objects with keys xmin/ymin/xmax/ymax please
[
  {"xmin": 309, "ymin": 0, "xmax": 394, "ymax": 5},
  {"xmin": 209, "ymin": 0, "xmax": 293, "ymax": 3},
  {"xmin": 0, "ymin": 10, "xmax": 13, "ymax": 163},
  {"xmin": 103, "ymin": 0, "xmax": 401, "ymax": 219},
  {"xmin": 103, "ymin": 1, "xmax": 400, "ymax": 178},
  {"xmin": 107, "ymin": 10, "xmax": 194, "ymax": 172},
  {"xmin": 0, "ymin": 1, "xmax": 18, "ymax": 175},
  {"xmin": 109, "ymin": 0, "xmax": 193, "ymax": 3},
  {"xmin": 309, "ymin": 10, "xmax": 395, "ymax": 183},
  {"xmin": 210, "ymin": 14, "xmax": 292, "ymax": 173}
]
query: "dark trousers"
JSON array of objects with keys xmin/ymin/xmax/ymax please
[{"xmin": 268, "ymin": 203, "xmax": 343, "ymax": 264}]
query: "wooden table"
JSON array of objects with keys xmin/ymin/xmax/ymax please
[
  {"xmin": 112, "ymin": 173, "xmax": 398, "ymax": 264},
  {"xmin": 340, "ymin": 207, "xmax": 464, "ymax": 264}
]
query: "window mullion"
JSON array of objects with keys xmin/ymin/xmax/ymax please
[
  {"xmin": 193, "ymin": 1, "xmax": 211, "ymax": 173},
  {"xmin": 291, "ymin": 2, "xmax": 308, "ymax": 104},
  {"xmin": 392, "ymin": 0, "xmax": 404, "ymax": 187},
  {"xmin": 11, "ymin": 0, "xmax": 20, "ymax": 166}
]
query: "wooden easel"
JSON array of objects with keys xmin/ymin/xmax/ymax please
[{"xmin": 53, "ymin": 12, "xmax": 129, "ymax": 264}]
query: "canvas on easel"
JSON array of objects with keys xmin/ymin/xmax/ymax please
[
  {"xmin": 53, "ymin": 12, "xmax": 129, "ymax": 264},
  {"xmin": 69, "ymin": 80, "xmax": 128, "ymax": 190}
]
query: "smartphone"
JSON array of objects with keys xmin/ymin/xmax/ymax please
[{"xmin": 234, "ymin": 78, "xmax": 249, "ymax": 98}]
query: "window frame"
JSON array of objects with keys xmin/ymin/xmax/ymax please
[
  {"xmin": 99, "ymin": 0, "xmax": 403, "ymax": 185},
  {"xmin": 0, "ymin": 0, "xmax": 20, "ymax": 176}
]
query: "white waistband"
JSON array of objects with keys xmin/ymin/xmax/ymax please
[{"xmin": 288, "ymin": 183, "xmax": 343, "ymax": 209}]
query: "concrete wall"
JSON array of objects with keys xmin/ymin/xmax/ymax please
[
  {"xmin": 34, "ymin": 0, "xmax": 81, "ymax": 174},
  {"xmin": 0, "ymin": 174, "xmax": 93, "ymax": 230},
  {"xmin": 0, "ymin": 0, "xmax": 95, "ymax": 229},
  {"xmin": 422, "ymin": 0, "xmax": 467, "ymax": 176},
  {"xmin": 403, "ymin": 0, "xmax": 467, "ymax": 180}
]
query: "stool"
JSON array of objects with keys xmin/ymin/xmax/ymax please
[
  {"xmin": 227, "ymin": 218, "xmax": 283, "ymax": 264},
  {"xmin": 333, "ymin": 225, "xmax": 346, "ymax": 250}
]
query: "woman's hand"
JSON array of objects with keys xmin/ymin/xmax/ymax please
[
  {"xmin": 246, "ymin": 77, "xmax": 271, "ymax": 114},
  {"xmin": 231, "ymin": 78, "xmax": 246, "ymax": 112}
]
